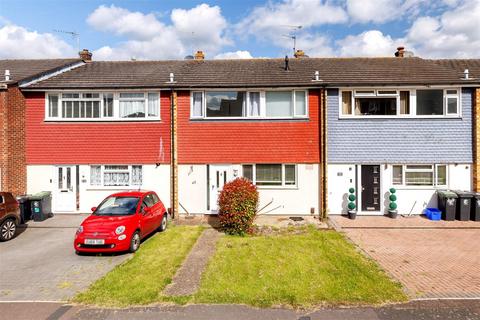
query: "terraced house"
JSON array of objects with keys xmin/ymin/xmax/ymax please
[{"xmin": 1, "ymin": 50, "xmax": 479, "ymax": 217}]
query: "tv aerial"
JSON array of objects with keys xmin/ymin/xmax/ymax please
[
  {"xmin": 54, "ymin": 29, "xmax": 80, "ymax": 52},
  {"xmin": 281, "ymin": 25, "xmax": 302, "ymax": 56}
]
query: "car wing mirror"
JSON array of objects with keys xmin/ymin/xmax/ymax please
[
  {"xmin": 143, "ymin": 207, "xmax": 152, "ymax": 215},
  {"xmin": 91, "ymin": 206, "xmax": 97, "ymax": 212}
]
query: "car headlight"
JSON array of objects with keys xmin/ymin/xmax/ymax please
[
  {"xmin": 115, "ymin": 226, "xmax": 126, "ymax": 235},
  {"xmin": 76, "ymin": 226, "xmax": 84, "ymax": 234}
]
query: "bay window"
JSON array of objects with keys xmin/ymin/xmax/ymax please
[
  {"xmin": 191, "ymin": 90, "xmax": 308, "ymax": 119},
  {"xmin": 242, "ymin": 164, "xmax": 297, "ymax": 187},
  {"xmin": 89, "ymin": 165, "xmax": 143, "ymax": 187},
  {"xmin": 46, "ymin": 92, "xmax": 160, "ymax": 121},
  {"xmin": 392, "ymin": 164, "xmax": 447, "ymax": 187},
  {"xmin": 340, "ymin": 88, "xmax": 460, "ymax": 117}
]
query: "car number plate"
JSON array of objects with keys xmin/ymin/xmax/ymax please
[{"xmin": 85, "ymin": 239, "xmax": 105, "ymax": 245}]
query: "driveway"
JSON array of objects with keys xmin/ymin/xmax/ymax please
[
  {"xmin": 0, "ymin": 215, "xmax": 130, "ymax": 302},
  {"xmin": 331, "ymin": 215, "xmax": 480, "ymax": 299}
]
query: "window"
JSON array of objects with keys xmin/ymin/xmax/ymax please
[
  {"xmin": 61, "ymin": 93, "xmax": 101, "ymax": 119},
  {"xmin": 416, "ymin": 90, "xmax": 443, "ymax": 115},
  {"xmin": 340, "ymin": 88, "xmax": 460, "ymax": 117},
  {"xmin": 46, "ymin": 92, "xmax": 161, "ymax": 121},
  {"xmin": 191, "ymin": 90, "xmax": 308, "ymax": 119},
  {"xmin": 206, "ymin": 91, "xmax": 245, "ymax": 117},
  {"xmin": 89, "ymin": 165, "xmax": 143, "ymax": 187},
  {"xmin": 391, "ymin": 164, "xmax": 447, "ymax": 186},
  {"xmin": 242, "ymin": 164, "xmax": 297, "ymax": 187},
  {"xmin": 48, "ymin": 94, "xmax": 59, "ymax": 117},
  {"xmin": 103, "ymin": 93, "xmax": 113, "ymax": 117}
]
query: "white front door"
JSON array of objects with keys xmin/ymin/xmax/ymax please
[
  {"xmin": 209, "ymin": 165, "xmax": 233, "ymax": 213},
  {"xmin": 55, "ymin": 166, "xmax": 76, "ymax": 212}
]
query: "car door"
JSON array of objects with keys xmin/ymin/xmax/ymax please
[
  {"xmin": 147, "ymin": 193, "xmax": 163, "ymax": 227},
  {"xmin": 0, "ymin": 194, "xmax": 6, "ymax": 220},
  {"xmin": 140, "ymin": 195, "xmax": 155, "ymax": 236}
]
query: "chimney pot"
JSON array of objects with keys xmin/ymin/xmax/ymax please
[
  {"xmin": 395, "ymin": 46, "xmax": 406, "ymax": 57},
  {"xmin": 79, "ymin": 49, "xmax": 92, "ymax": 62},
  {"xmin": 194, "ymin": 51, "xmax": 205, "ymax": 60},
  {"xmin": 4, "ymin": 69, "xmax": 10, "ymax": 81},
  {"xmin": 294, "ymin": 50, "xmax": 308, "ymax": 58}
]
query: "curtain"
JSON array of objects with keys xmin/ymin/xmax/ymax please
[
  {"xmin": 132, "ymin": 166, "xmax": 143, "ymax": 185},
  {"xmin": 120, "ymin": 100, "xmax": 145, "ymax": 118},
  {"xmin": 192, "ymin": 92, "xmax": 203, "ymax": 117},
  {"xmin": 90, "ymin": 166, "xmax": 102, "ymax": 186},
  {"xmin": 248, "ymin": 92, "xmax": 260, "ymax": 116},
  {"xmin": 104, "ymin": 172, "xmax": 129, "ymax": 186},
  {"xmin": 266, "ymin": 91, "xmax": 292, "ymax": 117},
  {"xmin": 148, "ymin": 93, "xmax": 159, "ymax": 117}
]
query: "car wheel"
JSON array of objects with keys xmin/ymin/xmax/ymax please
[
  {"xmin": 158, "ymin": 214, "xmax": 168, "ymax": 232},
  {"xmin": 129, "ymin": 231, "xmax": 141, "ymax": 253},
  {"xmin": 0, "ymin": 219, "xmax": 17, "ymax": 241}
]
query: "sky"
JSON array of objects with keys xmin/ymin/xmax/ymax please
[{"xmin": 0, "ymin": 0, "xmax": 479, "ymax": 60}]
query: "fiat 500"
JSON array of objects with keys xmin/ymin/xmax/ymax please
[{"xmin": 74, "ymin": 191, "xmax": 167, "ymax": 254}]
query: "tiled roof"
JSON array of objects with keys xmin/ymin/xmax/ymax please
[
  {"xmin": 0, "ymin": 59, "xmax": 82, "ymax": 85},
  {"xmin": 24, "ymin": 57, "xmax": 480, "ymax": 89}
]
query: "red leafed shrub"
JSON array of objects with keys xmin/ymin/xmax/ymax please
[{"xmin": 218, "ymin": 177, "xmax": 259, "ymax": 235}]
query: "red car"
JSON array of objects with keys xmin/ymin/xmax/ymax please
[{"xmin": 74, "ymin": 191, "xmax": 168, "ymax": 254}]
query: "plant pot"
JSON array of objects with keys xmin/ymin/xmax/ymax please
[
  {"xmin": 348, "ymin": 210, "xmax": 357, "ymax": 220},
  {"xmin": 388, "ymin": 210, "xmax": 398, "ymax": 219}
]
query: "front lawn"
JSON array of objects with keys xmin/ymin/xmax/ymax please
[
  {"xmin": 194, "ymin": 227, "xmax": 407, "ymax": 307},
  {"xmin": 74, "ymin": 225, "xmax": 203, "ymax": 307}
]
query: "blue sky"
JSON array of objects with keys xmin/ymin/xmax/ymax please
[{"xmin": 0, "ymin": 0, "xmax": 479, "ymax": 60}]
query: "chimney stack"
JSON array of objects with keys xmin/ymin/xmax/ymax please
[
  {"xmin": 4, "ymin": 70, "xmax": 10, "ymax": 81},
  {"xmin": 194, "ymin": 51, "xmax": 205, "ymax": 60},
  {"xmin": 395, "ymin": 46, "xmax": 405, "ymax": 57},
  {"xmin": 79, "ymin": 49, "xmax": 92, "ymax": 62},
  {"xmin": 294, "ymin": 50, "xmax": 308, "ymax": 58}
]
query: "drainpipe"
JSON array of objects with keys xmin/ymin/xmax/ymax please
[
  {"xmin": 319, "ymin": 87, "xmax": 328, "ymax": 221},
  {"xmin": 170, "ymin": 89, "xmax": 179, "ymax": 219}
]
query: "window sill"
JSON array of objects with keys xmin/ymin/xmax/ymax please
[
  {"xmin": 256, "ymin": 185, "xmax": 299, "ymax": 190},
  {"xmin": 44, "ymin": 118, "xmax": 161, "ymax": 122},
  {"xmin": 86, "ymin": 186, "xmax": 142, "ymax": 191},
  {"xmin": 189, "ymin": 117, "xmax": 309, "ymax": 122},
  {"xmin": 391, "ymin": 185, "xmax": 447, "ymax": 190},
  {"xmin": 338, "ymin": 115, "xmax": 461, "ymax": 120}
]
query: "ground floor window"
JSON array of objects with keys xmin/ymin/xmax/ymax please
[
  {"xmin": 242, "ymin": 164, "xmax": 297, "ymax": 187},
  {"xmin": 90, "ymin": 165, "xmax": 143, "ymax": 187},
  {"xmin": 392, "ymin": 164, "xmax": 447, "ymax": 187}
]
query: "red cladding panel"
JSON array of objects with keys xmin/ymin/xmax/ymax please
[
  {"xmin": 177, "ymin": 90, "xmax": 320, "ymax": 164},
  {"xmin": 25, "ymin": 92, "xmax": 171, "ymax": 164}
]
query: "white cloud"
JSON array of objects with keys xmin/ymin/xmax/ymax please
[
  {"xmin": 88, "ymin": 3, "xmax": 231, "ymax": 60},
  {"xmin": 336, "ymin": 30, "xmax": 399, "ymax": 57},
  {"xmin": 405, "ymin": 0, "xmax": 480, "ymax": 57},
  {"xmin": 214, "ymin": 50, "xmax": 253, "ymax": 59},
  {"xmin": 292, "ymin": 34, "xmax": 336, "ymax": 57},
  {"xmin": 237, "ymin": 0, "xmax": 347, "ymax": 40},
  {"xmin": 346, "ymin": 0, "xmax": 431, "ymax": 24},
  {"xmin": 0, "ymin": 23, "xmax": 75, "ymax": 59}
]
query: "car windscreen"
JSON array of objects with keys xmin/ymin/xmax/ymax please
[{"xmin": 94, "ymin": 196, "xmax": 140, "ymax": 216}]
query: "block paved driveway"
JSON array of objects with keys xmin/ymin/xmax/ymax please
[
  {"xmin": 331, "ymin": 216, "xmax": 480, "ymax": 299},
  {"xmin": 0, "ymin": 215, "xmax": 130, "ymax": 302}
]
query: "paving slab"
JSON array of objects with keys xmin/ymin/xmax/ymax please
[
  {"xmin": 0, "ymin": 215, "xmax": 129, "ymax": 302},
  {"xmin": 331, "ymin": 215, "xmax": 480, "ymax": 299},
  {"xmin": 163, "ymin": 228, "xmax": 221, "ymax": 296}
]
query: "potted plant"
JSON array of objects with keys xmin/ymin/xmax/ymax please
[
  {"xmin": 388, "ymin": 188, "xmax": 398, "ymax": 219},
  {"xmin": 347, "ymin": 188, "xmax": 357, "ymax": 220}
]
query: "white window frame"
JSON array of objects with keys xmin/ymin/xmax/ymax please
[
  {"xmin": 241, "ymin": 164, "xmax": 298, "ymax": 189},
  {"xmin": 88, "ymin": 165, "xmax": 143, "ymax": 189},
  {"xmin": 391, "ymin": 164, "xmax": 448, "ymax": 188},
  {"xmin": 190, "ymin": 89, "xmax": 309, "ymax": 120},
  {"xmin": 339, "ymin": 88, "xmax": 461, "ymax": 119},
  {"xmin": 45, "ymin": 91, "xmax": 161, "ymax": 122}
]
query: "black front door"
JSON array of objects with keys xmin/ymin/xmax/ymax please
[{"xmin": 361, "ymin": 165, "xmax": 381, "ymax": 211}]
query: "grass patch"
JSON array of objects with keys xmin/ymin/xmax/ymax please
[
  {"xmin": 74, "ymin": 225, "xmax": 203, "ymax": 307},
  {"xmin": 194, "ymin": 226, "xmax": 407, "ymax": 308}
]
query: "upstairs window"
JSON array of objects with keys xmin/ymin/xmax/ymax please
[
  {"xmin": 191, "ymin": 90, "xmax": 308, "ymax": 119},
  {"xmin": 46, "ymin": 92, "xmax": 160, "ymax": 121},
  {"xmin": 340, "ymin": 88, "xmax": 460, "ymax": 117}
]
